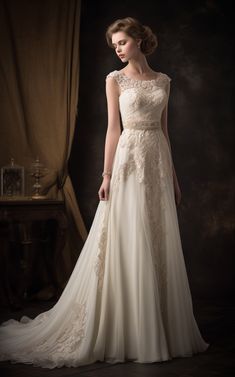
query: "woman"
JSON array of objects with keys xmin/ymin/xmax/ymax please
[{"xmin": 0, "ymin": 17, "xmax": 209, "ymax": 369}]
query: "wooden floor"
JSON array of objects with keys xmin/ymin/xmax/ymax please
[{"xmin": 0, "ymin": 298, "xmax": 234, "ymax": 377}]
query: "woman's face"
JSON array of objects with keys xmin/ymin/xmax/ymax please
[{"xmin": 111, "ymin": 31, "xmax": 140, "ymax": 62}]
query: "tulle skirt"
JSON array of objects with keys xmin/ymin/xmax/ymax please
[{"xmin": 0, "ymin": 129, "xmax": 209, "ymax": 368}]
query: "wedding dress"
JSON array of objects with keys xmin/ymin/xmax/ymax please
[{"xmin": 0, "ymin": 70, "xmax": 209, "ymax": 368}]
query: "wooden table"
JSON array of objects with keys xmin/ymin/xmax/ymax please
[{"xmin": 0, "ymin": 198, "xmax": 68, "ymax": 308}]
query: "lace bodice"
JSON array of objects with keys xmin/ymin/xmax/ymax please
[{"xmin": 106, "ymin": 70, "xmax": 171, "ymax": 130}]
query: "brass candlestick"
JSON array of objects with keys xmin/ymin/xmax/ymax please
[{"xmin": 30, "ymin": 158, "xmax": 48, "ymax": 199}]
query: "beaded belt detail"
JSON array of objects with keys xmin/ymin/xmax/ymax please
[{"xmin": 123, "ymin": 120, "xmax": 161, "ymax": 130}]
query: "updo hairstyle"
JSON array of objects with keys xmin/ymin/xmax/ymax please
[{"xmin": 106, "ymin": 17, "xmax": 158, "ymax": 56}]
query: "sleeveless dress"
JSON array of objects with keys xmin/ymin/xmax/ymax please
[{"xmin": 0, "ymin": 70, "xmax": 209, "ymax": 368}]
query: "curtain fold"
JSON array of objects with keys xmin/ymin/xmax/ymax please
[{"xmin": 0, "ymin": 0, "xmax": 87, "ymax": 287}]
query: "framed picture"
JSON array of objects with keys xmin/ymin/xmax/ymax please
[{"xmin": 1, "ymin": 159, "xmax": 25, "ymax": 197}]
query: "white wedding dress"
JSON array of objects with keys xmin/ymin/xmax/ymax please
[{"xmin": 0, "ymin": 70, "xmax": 208, "ymax": 368}]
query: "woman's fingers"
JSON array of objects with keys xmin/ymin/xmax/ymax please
[
  {"xmin": 98, "ymin": 179, "xmax": 110, "ymax": 201},
  {"xmin": 98, "ymin": 188, "xmax": 109, "ymax": 201},
  {"xmin": 105, "ymin": 187, "xmax": 109, "ymax": 201}
]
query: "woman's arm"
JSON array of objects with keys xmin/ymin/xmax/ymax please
[
  {"xmin": 161, "ymin": 97, "xmax": 182, "ymax": 206},
  {"xmin": 98, "ymin": 77, "xmax": 121, "ymax": 201}
]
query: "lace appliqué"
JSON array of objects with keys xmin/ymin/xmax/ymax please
[
  {"xmin": 112, "ymin": 129, "xmax": 172, "ymax": 293},
  {"xmin": 94, "ymin": 203, "xmax": 108, "ymax": 291},
  {"xmin": 106, "ymin": 70, "xmax": 171, "ymax": 94},
  {"xmin": 34, "ymin": 303, "xmax": 87, "ymax": 357},
  {"xmin": 112, "ymin": 129, "xmax": 168, "ymax": 188},
  {"xmin": 1, "ymin": 303, "xmax": 87, "ymax": 368}
]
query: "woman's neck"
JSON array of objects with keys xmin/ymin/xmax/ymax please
[{"xmin": 124, "ymin": 57, "xmax": 154, "ymax": 77}]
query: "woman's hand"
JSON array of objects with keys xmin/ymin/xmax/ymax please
[
  {"xmin": 174, "ymin": 180, "xmax": 182, "ymax": 206},
  {"xmin": 98, "ymin": 176, "xmax": 111, "ymax": 201}
]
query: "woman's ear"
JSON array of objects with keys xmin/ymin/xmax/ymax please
[{"xmin": 136, "ymin": 39, "xmax": 142, "ymax": 49}]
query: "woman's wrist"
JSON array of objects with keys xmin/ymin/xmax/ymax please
[{"xmin": 102, "ymin": 171, "xmax": 112, "ymax": 178}]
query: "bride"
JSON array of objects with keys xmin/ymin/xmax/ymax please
[{"xmin": 0, "ymin": 17, "xmax": 209, "ymax": 369}]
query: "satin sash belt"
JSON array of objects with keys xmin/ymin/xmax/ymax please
[{"xmin": 123, "ymin": 120, "xmax": 161, "ymax": 130}]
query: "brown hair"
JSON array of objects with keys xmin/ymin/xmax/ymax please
[{"xmin": 106, "ymin": 17, "xmax": 158, "ymax": 56}]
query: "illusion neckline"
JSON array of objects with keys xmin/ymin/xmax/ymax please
[{"xmin": 117, "ymin": 70, "xmax": 162, "ymax": 82}]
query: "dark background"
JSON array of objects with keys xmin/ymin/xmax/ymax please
[{"xmin": 69, "ymin": 0, "xmax": 235, "ymax": 301}]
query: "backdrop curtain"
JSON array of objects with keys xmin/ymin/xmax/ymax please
[{"xmin": 0, "ymin": 0, "xmax": 87, "ymax": 290}]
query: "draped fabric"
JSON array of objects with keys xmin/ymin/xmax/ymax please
[{"xmin": 0, "ymin": 0, "xmax": 87, "ymax": 287}]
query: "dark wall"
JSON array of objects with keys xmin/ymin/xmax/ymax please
[{"xmin": 69, "ymin": 0, "xmax": 235, "ymax": 300}]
